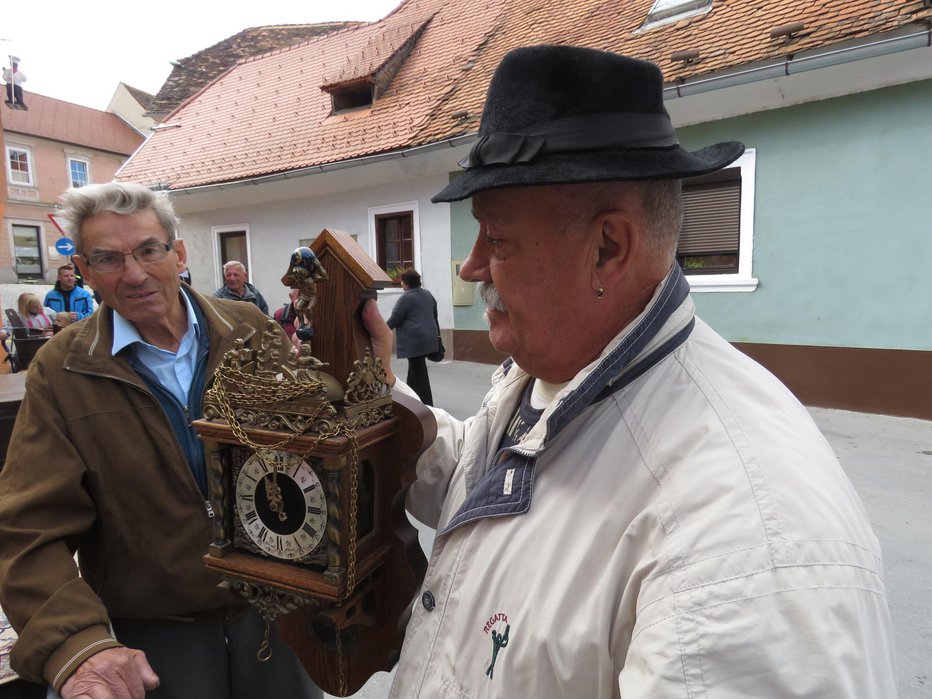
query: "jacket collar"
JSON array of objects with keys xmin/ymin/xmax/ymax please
[{"xmin": 440, "ymin": 266, "xmax": 694, "ymax": 535}]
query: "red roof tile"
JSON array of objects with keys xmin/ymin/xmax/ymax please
[
  {"xmin": 118, "ymin": 0, "xmax": 930, "ymax": 190},
  {"xmin": 147, "ymin": 23, "xmax": 360, "ymax": 117},
  {"xmin": 3, "ymin": 92, "xmax": 144, "ymax": 155},
  {"xmin": 122, "ymin": 84, "xmax": 155, "ymax": 111}
]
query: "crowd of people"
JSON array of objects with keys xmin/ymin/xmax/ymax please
[
  {"xmin": 1, "ymin": 265, "xmax": 98, "ymax": 371},
  {"xmin": 0, "ymin": 256, "xmax": 278, "ymax": 373},
  {"xmin": 0, "ymin": 44, "xmax": 896, "ymax": 699}
]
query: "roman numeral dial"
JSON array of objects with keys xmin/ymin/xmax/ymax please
[{"xmin": 235, "ymin": 450, "xmax": 327, "ymax": 559}]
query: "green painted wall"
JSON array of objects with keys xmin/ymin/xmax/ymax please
[
  {"xmin": 449, "ymin": 79, "xmax": 932, "ymax": 351},
  {"xmin": 449, "ymin": 176, "xmax": 489, "ymax": 330},
  {"xmin": 681, "ymin": 79, "xmax": 932, "ymax": 350}
]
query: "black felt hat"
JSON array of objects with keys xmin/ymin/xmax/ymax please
[{"xmin": 432, "ymin": 45, "xmax": 744, "ymax": 202}]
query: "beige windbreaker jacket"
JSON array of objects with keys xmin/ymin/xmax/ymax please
[
  {"xmin": 391, "ymin": 268, "xmax": 896, "ymax": 698},
  {"xmin": 0, "ymin": 289, "xmax": 279, "ymax": 690}
]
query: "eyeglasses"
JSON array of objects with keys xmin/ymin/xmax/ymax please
[{"xmin": 81, "ymin": 241, "xmax": 174, "ymax": 273}]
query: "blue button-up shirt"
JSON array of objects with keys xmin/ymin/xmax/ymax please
[{"xmin": 111, "ymin": 292, "xmax": 200, "ymax": 407}]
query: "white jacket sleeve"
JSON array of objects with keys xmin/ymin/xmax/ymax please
[{"xmin": 395, "ymin": 378, "xmax": 472, "ymax": 528}]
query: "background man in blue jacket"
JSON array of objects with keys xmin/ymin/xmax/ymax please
[{"xmin": 43, "ymin": 264, "xmax": 94, "ymax": 327}]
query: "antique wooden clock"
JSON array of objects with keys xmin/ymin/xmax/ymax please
[{"xmin": 195, "ymin": 229, "xmax": 436, "ymax": 696}]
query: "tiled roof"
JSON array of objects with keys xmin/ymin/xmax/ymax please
[
  {"xmin": 118, "ymin": 0, "xmax": 931, "ymax": 190},
  {"xmin": 413, "ymin": 0, "xmax": 932, "ymax": 144},
  {"xmin": 320, "ymin": 15, "xmax": 434, "ymax": 91},
  {"xmin": 123, "ymin": 84, "xmax": 155, "ymax": 110},
  {"xmin": 3, "ymin": 92, "xmax": 145, "ymax": 155},
  {"xmin": 146, "ymin": 23, "xmax": 361, "ymax": 117}
]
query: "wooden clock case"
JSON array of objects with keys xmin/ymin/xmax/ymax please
[{"xmin": 195, "ymin": 229, "xmax": 436, "ymax": 695}]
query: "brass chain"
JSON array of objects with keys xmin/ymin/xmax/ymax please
[
  {"xmin": 332, "ymin": 428, "xmax": 358, "ymax": 699},
  {"xmin": 336, "ymin": 628, "xmax": 346, "ymax": 696},
  {"xmin": 257, "ymin": 622, "xmax": 273, "ymax": 662},
  {"xmin": 208, "ymin": 359, "xmax": 362, "ymax": 680},
  {"xmin": 206, "ymin": 365, "xmax": 330, "ymax": 452},
  {"xmin": 343, "ymin": 430, "xmax": 360, "ymax": 598}
]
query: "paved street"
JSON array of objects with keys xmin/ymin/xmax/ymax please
[{"xmin": 330, "ymin": 358, "xmax": 932, "ymax": 698}]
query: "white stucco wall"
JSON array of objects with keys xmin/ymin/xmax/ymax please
[{"xmin": 173, "ymin": 171, "xmax": 456, "ymax": 330}]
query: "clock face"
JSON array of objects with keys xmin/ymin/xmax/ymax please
[{"xmin": 235, "ymin": 450, "xmax": 327, "ymax": 560}]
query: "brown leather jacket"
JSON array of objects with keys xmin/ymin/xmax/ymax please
[{"xmin": 0, "ymin": 288, "xmax": 282, "ymax": 689}]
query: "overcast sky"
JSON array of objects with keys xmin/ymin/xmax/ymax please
[{"xmin": 3, "ymin": 0, "xmax": 402, "ymax": 111}]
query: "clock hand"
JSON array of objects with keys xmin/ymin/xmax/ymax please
[{"xmin": 259, "ymin": 453, "xmax": 288, "ymax": 522}]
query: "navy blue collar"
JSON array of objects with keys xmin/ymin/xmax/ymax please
[
  {"xmin": 546, "ymin": 266, "xmax": 692, "ymax": 439},
  {"xmin": 441, "ymin": 266, "xmax": 693, "ymax": 535}
]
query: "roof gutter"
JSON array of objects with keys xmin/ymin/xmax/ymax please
[
  {"xmin": 156, "ymin": 27, "xmax": 931, "ymax": 195},
  {"xmin": 665, "ymin": 26, "xmax": 932, "ymax": 98}
]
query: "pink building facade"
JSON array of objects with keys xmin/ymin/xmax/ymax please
[{"xmin": 3, "ymin": 94, "xmax": 143, "ymax": 283}]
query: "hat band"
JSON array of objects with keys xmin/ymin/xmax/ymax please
[{"xmin": 460, "ymin": 112, "xmax": 679, "ymax": 168}]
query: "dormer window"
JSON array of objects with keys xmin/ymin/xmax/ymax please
[
  {"xmin": 326, "ymin": 80, "xmax": 374, "ymax": 113},
  {"xmin": 644, "ymin": 0, "xmax": 712, "ymax": 27},
  {"xmin": 320, "ymin": 14, "xmax": 434, "ymax": 116}
]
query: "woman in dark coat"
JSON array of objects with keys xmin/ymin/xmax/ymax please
[{"xmin": 386, "ymin": 269, "xmax": 440, "ymax": 405}]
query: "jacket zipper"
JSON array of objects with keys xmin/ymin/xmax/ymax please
[
  {"xmin": 65, "ymin": 365, "xmax": 210, "ymax": 518},
  {"xmin": 66, "ymin": 314, "xmax": 259, "ymax": 521}
]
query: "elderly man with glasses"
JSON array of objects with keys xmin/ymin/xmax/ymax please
[{"xmin": 0, "ymin": 183, "xmax": 322, "ymax": 699}]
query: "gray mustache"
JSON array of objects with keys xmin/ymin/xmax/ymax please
[{"xmin": 479, "ymin": 282, "xmax": 507, "ymax": 313}]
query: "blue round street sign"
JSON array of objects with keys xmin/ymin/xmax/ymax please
[{"xmin": 55, "ymin": 237, "xmax": 76, "ymax": 256}]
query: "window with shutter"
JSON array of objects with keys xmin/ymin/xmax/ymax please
[
  {"xmin": 677, "ymin": 148, "xmax": 758, "ymax": 292},
  {"xmin": 677, "ymin": 168, "xmax": 741, "ymax": 274}
]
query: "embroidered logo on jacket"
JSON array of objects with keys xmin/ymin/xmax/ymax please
[{"xmin": 483, "ymin": 612, "xmax": 510, "ymax": 679}]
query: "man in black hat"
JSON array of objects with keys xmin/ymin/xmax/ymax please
[{"xmin": 365, "ymin": 45, "xmax": 895, "ymax": 697}]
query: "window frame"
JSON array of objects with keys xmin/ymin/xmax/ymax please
[
  {"xmin": 6, "ymin": 144, "xmax": 34, "ymax": 186},
  {"xmin": 10, "ymin": 222, "xmax": 44, "ymax": 278},
  {"xmin": 681, "ymin": 148, "xmax": 758, "ymax": 293},
  {"xmin": 375, "ymin": 212, "xmax": 415, "ymax": 279},
  {"xmin": 329, "ymin": 81, "xmax": 375, "ymax": 114},
  {"xmin": 642, "ymin": 0, "xmax": 712, "ymax": 29},
  {"xmin": 367, "ymin": 201, "xmax": 421, "ymax": 290},
  {"xmin": 211, "ymin": 223, "xmax": 252, "ymax": 290},
  {"xmin": 68, "ymin": 156, "xmax": 91, "ymax": 188}
]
